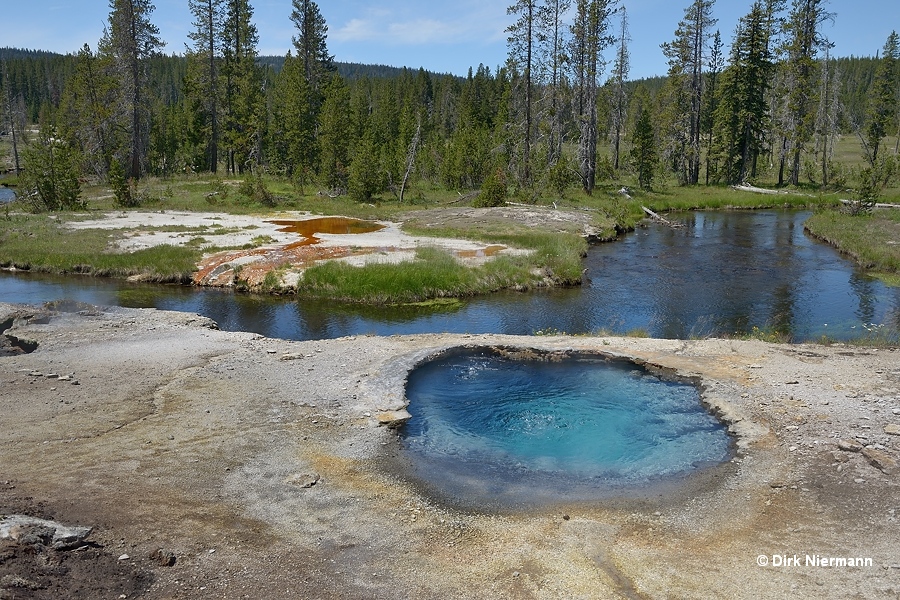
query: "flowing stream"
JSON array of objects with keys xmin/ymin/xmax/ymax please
[{"xmin": 1, "ymin": 210, "xmax": 898, "ymax": 342}]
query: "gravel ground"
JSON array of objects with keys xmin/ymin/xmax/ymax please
[{"xmin": 1, "ymin": 302, "xmax": 898, "ymax": 599}]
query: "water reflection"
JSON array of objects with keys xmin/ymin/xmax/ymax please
[{"xmin": 1, "ymin": 211, "xmax": 898, "ymax": 342}]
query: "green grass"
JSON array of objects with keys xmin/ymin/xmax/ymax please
[
  {"xmin": 401, "ymin": 219, "xmax": 589, "ymax": 286},
  {"xmin": 804, "ymin": 209, "xmax": 900, "ymax": 274},
  {"xmin": 0, "ymin": 213, "xmax": 199, "ymax": 282},
  {"xmin": 735, "ymin": 326, "xmax": 793, "ymax": 344},
  {"xmin": 298, "ymin": 246, "xmax": 555, "ymax": 304}
]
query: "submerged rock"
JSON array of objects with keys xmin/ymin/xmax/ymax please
[{"xmin": 376, "ymin": 410, "xmax": 411, "ymax": 428}]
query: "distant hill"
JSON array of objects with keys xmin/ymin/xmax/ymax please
[
  {"xmin": 0, "ymin": 47, "xmax": 65, "ymax": 60},
  {"xmin": 0, "ymin": 48, "xmax": 442, "ymax": 82},
  {"xmin": 256, "ymin": 55, "xmax": 444, "ymax": 80}
]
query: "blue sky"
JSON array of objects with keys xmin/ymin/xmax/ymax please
[{"xmin": 4, "ymin": 1, "xmax": 899, "ymax": 79}]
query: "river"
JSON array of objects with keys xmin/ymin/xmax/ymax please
[{"xmin": 1, "ymin": 210, "xmax": 898, "ymax": 342}]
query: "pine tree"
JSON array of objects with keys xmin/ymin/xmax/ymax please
[
  {"xmin": 100, "ymin": 0, "xmax": 164, "ymax": 180},
  {"xmin": 812, "ymin": 46, "xmax": 841, "ymax": 186},
  {"xmin": 713, "ymin": 0, "xmax": 779, "ymax": 184},
  {"xmin": 660, "ymin": 0, "xmax": 717, "ymax": 185},
  {"xmin": 318, "ymin": 75, "xmax": 351, "ymax": 191},
  {"xmin": 271, "ymin": 52, "xmax": 316, "ymax": 184},
  {"xmin": 536, "ymin": 0, "xmax": 571, "ymax": 167},
  {"xmin": 1, "ymin": 63, "xmax": 26, "ymax": 175},
  {"xmin": 21, "ymin": 111, "xmax": 84, "ymax": 211},
  {"xmin": 506, "ymin": 0, "xmax": 538, "ymax": 188},
  {"xmin": 290, "ymin": 0, "xmax": 334, "ymax": 94},
  {"xmin": 58, "ymin": 44, "xmax": 120, "ymax": 177},
  {"xmin": 630, "ymin": 88, "xmax": 657, "ymax": 190},
  {"xmin": 186, "ymin": 0, "xmax": 225, "ymax": 173},
  {"xmin": 777, "ymin": 0, "xmax": 833, "ymax": 186},
  {"xmin": 221, "ymin": 0, "xmax": 262, "ymax": 174},
  {"xmin": 609, "ymin": 6, "xmax": 630, "ymax": 171},
  {"xmin": 865, "ymin": 31, "xmax": 899, "ymax": 164},
  {"xmin": 569, "ymin": 0, "xmax": 616, "ymax": 194},
  {"xmin": 348, "ymin": 127, "xmax": 382, "ymax": 202},
  {"xmin": 702, "ymin": 30, "xmax": 724, "ymax": 183}
]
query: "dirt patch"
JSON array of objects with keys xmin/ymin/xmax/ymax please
[
  {"xmin": 0, "ymin": 483, "xmax": 153, "ymax": 600},
  {"xmin": 403, "ymin": 205, "xmax": 615, "ymax": 240}
]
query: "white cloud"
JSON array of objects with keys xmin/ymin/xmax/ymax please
[
  {"xmin": 334, "ymin": 18, "xmax": 381, "ymax": 42},
  {"xmin": 332, "ymin": 3, "xmax": 509, "ymax": 47},
  {"xmin": 387, "ymin": 19, "xmax": 463, "ymax": 45}
]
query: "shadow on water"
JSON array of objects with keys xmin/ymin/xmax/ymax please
[{"xmin": 1, "ymin": 210, "xmax": 898, "ymax": 342}]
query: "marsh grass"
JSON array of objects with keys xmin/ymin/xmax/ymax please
[
  {"xmin": 736, "ymin": 326, "xmax": 794, "ymax": 344},
  {"xmin": 0, "ymin": 213, "xmax": 198, "ymax": 281},
  {"xmin": 804, "ymin": 209, "xmax": 900, "ymax": 273},
  {"xmin": 299, "ymin": 246, "xmax": 550, "ymax": 304}
]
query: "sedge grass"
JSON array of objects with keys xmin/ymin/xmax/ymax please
[
  {"xmin": 0, "ymin": 213, "xmax": 199, "ymax": 282},
  {"xmin": 298, "ymin": 246, "xmax": 554, "ymax": 304},
  {"xmin": 804, "ymin": 209, "xmax": 900, "ymax": 274}
]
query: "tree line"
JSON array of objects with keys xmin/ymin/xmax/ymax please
[{"xmin": 1, "ymin": 0, "xmax": 898, "ymax": 211}]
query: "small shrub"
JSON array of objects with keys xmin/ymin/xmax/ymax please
[
  {"xmin": 238, "ymin": 173, "xmax": 275, "ymax": 206},
  {"xmin": 546, "ymin": 155, "xmax": 575, "ymax": 197},
  {"xmin": 21, "ymin": 132, "xmax": 85, "ymax": 211},
  {"xmin": 474, "ymin": 167, "xmax": 507, "ymax": 208},
  {"xmin": 740, "ymin": 326, "xmax": 791, "ymax": 344},
  {"xmin": 595, "ymin": 154, "xmax": 615, "ymax": 182},
  {"xmin": 109, "ymin": 159, "xmax": 140, "ymax": 208},
  {"xmin": 209, "ymin": 178, "xmax": 230, "ymax": 200}
]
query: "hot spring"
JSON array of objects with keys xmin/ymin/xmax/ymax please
[{"xmin": 398, "ymin": 347, "xmax": 733, "ymax": 508}]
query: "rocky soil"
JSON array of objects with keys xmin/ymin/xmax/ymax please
[{"xmin": 0, "ymin": 302, "xmax": 898, "ymax": 599}]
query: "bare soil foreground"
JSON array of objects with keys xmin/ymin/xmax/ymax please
[{"xmin": 1, "ymin": 303, "xmax": 898, "ymax": 599}]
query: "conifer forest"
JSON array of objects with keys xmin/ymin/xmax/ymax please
[{"xmin": 1, "ymin": 0, "xmax": 898, "ymax": 210}]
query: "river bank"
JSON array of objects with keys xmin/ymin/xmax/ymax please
[
  {"xmin": 1, "ymin": 179, "xmax": 839, "ymax": 302},
  {"xmin": 0, "ymin": 206, "xmax": 594, "ymax": 300},
  {"xmin": 804, "ymin": 209, "xmax": 900, "ymax": 281},
  {"xmin": 1, "ymin": 302, "xmax": 898, "ymax": 598}
]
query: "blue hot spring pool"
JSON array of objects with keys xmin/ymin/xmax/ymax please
[{"xmin": 399, "ymin": 348, "xmax": 733, "ymax": 507}]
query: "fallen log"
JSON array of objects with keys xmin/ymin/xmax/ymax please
[
  {"xmin": 839, "ymin": 198, "xmax": 900, "ymax": 209},
  {"xmin": 641, "ymin": 206, "xmax": 684, "ymax": 228},
  {"xmin": 731, "ymin": 183, "xmax": 782, "ymax": 195},
  {"xmin": 731, "ymin": 183, "xmax": 814, "ymax": 197}
]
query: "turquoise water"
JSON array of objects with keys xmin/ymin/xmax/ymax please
[{"xmin": 400, "ymin": 349, "xmax": 732, "ymax": 505}]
